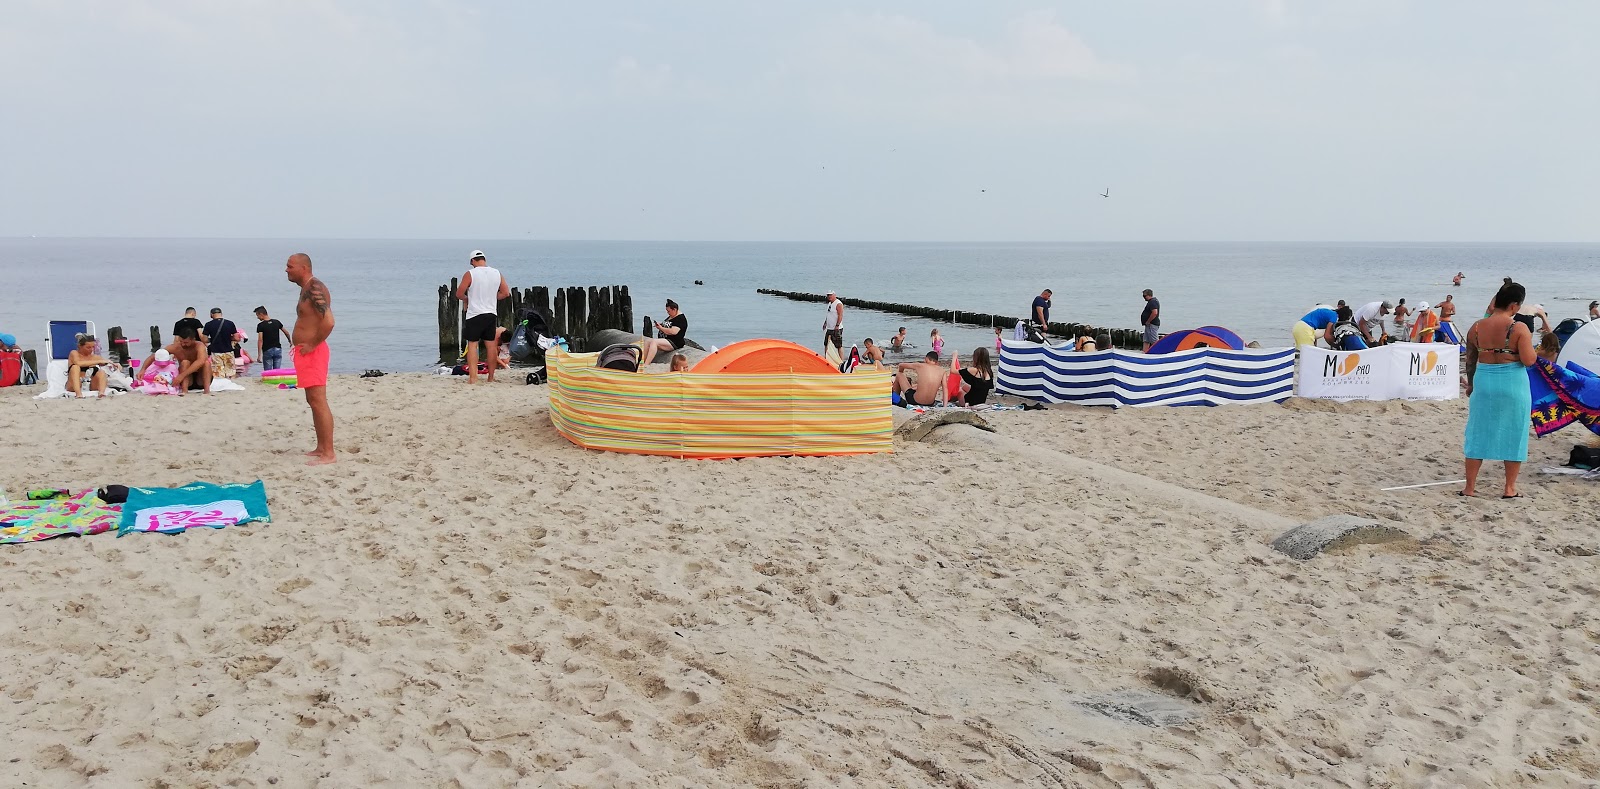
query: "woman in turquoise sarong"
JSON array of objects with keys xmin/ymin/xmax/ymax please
[{"xmin": 1462, "ymin": 281, "xmax": 1536, "ymax": 498}]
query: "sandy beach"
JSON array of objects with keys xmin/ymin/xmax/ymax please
[{"xmin": 2, "ymin": 375, "xmax": 1597, "ymax": 787}]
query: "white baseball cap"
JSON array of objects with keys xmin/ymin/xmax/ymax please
[{"xmin": 470, "ymin": 250, "xmax": 485, "ymax": 260}]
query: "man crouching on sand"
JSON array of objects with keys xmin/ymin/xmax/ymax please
[{"xmin": 287, "ymin": 253, "xmax": 336, "ymax": 465}]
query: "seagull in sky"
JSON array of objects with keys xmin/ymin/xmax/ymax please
[{"xmin": 1101, "ymin": 188, "xmax": 1110, "ymax": 198}]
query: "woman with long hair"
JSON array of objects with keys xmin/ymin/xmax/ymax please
[
  {"xmin": 1462, "ymin": 280, "xmax": 1536, "ymax": 498},
  {"xmin": 949, "ymin": 347, "xmax": 995, "ymax": 406}
]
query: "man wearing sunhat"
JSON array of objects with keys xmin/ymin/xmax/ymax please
[{"xmin": 454, "ymin": 250, "xmax": 509, "ymax": 384}]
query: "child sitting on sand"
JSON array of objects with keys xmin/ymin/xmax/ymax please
[
  {"xmin": 1536, "ymin": 331, "xmax": 1562, "ymax": 363},
  {"xmin": 138, "ymin": 349, "xmax": 183, "ymax": 395}
]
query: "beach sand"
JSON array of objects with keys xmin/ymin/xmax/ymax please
[{"xmin": 2, "ymin": 375, "xmax": 1597, "ymax": 787}]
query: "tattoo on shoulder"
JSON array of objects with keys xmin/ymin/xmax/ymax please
[{"xmin": 301, "ymin": 278, "xmax": 331, "ymax": 315}]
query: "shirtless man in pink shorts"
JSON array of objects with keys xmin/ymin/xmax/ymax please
[{"xmin": 286, "ymin": 253, "xmax": 336, "ymax": 465}]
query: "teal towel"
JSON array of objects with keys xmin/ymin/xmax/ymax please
[
  {"xmin": 117, "ymin": 481, "xmax": 271, "ymax": 536},
  {"xmin": 1464, "ymin": 363, "xmax": 1532, "ymax": 462}
]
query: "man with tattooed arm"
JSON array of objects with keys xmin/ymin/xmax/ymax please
[{"xmin": 286, "ymin": 253, "xmax": 337, "ymax": 466}]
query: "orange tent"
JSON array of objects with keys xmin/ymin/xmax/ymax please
[{"xmin": 691, "ymin": 339, "xmax": 839, "ymax": 375}]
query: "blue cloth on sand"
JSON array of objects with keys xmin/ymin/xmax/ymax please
[
  {"xmin": 1463, "ymin": 363, "xmax": 1531, "ymax": 462},
  {"xmin": 117, "ymin": 481, "xmax": 271, "ymax": 536}
]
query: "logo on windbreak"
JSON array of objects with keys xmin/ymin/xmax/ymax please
[
  {"xmin": 1322, "ymin": 353, "xmax": 1368, "ymax": 380},
  {"xmin": 1407, "ymin": 351, "xmax": 1447, "ymax": 377}
]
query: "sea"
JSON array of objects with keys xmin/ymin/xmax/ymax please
[{"xmin": 2, "ymin": 239, "xmax": 1596, "ymax": 374}]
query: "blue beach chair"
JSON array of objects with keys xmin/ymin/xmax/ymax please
[{"xmin": 47, "ymin": 320, "xmax": 95, "ymax": 361}]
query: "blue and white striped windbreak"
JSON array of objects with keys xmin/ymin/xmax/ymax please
[{"xmin": 996, "ymin": 341, "xmax": 1296, "ymax": 407}]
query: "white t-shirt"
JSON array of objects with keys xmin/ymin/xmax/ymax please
[
  {"xmin": 464, "ymin": 265, "xmax": 503, "ymax": 319},
  {"xmin": 1352, "ymin": 301, "xmax": 1386, "ymax": 334}
]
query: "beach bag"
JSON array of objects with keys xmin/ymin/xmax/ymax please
[
  {"xmin": 1568, "ymin": 445, "xmax": 1600, "ymax": 470},
  {"xmin": 508, "ymin": 321, "xmax": 532, "ymax": 362},
  {"xmin": 0, "ymin": 351, "xmax": 19, "ymax": 387}
]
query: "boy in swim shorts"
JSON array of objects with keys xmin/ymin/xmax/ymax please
[{"xmin": 286, "ymin": 253, "xmax": 337, "ymax": 465}]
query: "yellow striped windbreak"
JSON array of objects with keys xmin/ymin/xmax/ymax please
[{"xmin": 547, "ymin": 350, "xmax": 894, "ymax": 459}]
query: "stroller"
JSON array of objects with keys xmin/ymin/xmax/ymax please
[
  {"xmin": 510, "ymin": 307, "xmax": 568, "ymax": 386},
  {"xmin": 508, "ymin": 307, "xmax": 563, "ymax": 363},
  {"xmin": 596, "ymin": 343, "xmax": 643, "ymax": 372},
  {"xmin": 1023, "ymin": 321, "xmax": 1051, "ymax": 344}
]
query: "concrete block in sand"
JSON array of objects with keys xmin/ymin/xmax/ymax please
[
  {"xmin": 893, "ymin": 410, "xmax": 996, "ymax": 442},
  {"xmin": 1270, "ymin": 515, "xmax": 1413, "ymax": 560}
]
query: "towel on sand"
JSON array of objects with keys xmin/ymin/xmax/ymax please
[
  {"xmin": 0, "ymin": 490, "xmax": 121, "ymax": 544},
  {"xmin": 118, "ymin": 481, "xmax": 271, "ymax": 536}
]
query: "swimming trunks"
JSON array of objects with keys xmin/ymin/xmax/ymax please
[{"xmin": 293, "ymin": 342, "xmax": 330, "ymax": 388}]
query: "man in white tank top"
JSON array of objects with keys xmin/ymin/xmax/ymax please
[
  {"xmin": 822, "ymin": 290, "xmax": 845, "ymax": 353},
  {"xmin": 454, "ymin": 250, "xmax": 510, "ymax": 383}
]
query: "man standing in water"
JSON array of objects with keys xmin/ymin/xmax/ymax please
[
  {"xmin": 822, "ymin": 290, "xmax": 845, "ymax": 353},
  {"xmin": 287, "ymin": 253, "xmax": 336, "ymax": 466}
]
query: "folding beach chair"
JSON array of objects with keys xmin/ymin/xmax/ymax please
[
  {"xmin": 40, "ymin": 320, "xmax": 98, "ymax": 397},
  {"xmin": 47, "ymin": 320, "xmax": 95, "ymax": 362}
]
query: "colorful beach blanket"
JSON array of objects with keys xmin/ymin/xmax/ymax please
[
  {"xmin": 0, "ymin": 490, "xmax": 121, "ymax": 544},
  {"xmin": 118, "ymin": 481, "xmax": 271, "ymax": 536},
  {"xmin": 1530, "ymin": 358, "xmax": 1600, "ymax": 438}
]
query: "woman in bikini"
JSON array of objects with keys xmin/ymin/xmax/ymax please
[{"xmin": 1461, "ymin": 280, "xmax": 1536, "ymax": 499}]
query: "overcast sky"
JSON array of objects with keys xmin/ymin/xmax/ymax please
[{"xmin": 2, "ymin": 1, "xmax": 1595, "ymax": 241}]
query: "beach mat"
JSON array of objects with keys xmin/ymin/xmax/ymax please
[{"xmin": 118, "ymin": 481, "xmax": 271, "ymax": 536}]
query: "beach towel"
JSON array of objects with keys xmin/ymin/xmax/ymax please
[
  {"xmin": 117, "ymin": 481, "xmax": 271, "ymax": 536},
  {"xmin": 1529, "ymin": 358, "xmax": 1600, "ymax": 438},
  {"xmin": 1463, "ymin": 362, "xmax": 1533, "ymax": 461},
  {"xmin": 0, "ymin": 490, "xmax": 122, "ymax": 544}
]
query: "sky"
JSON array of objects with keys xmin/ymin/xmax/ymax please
[{"xmin": 1, "ymin": 0, "xmax": 1596, "ymax": 242}]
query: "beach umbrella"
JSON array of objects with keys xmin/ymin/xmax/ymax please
[
  {"xmin": 1146, "ymin": 329, "xmax": 1230, "ymax": 355},
  {"xmin": 1557, "ymin": 320, "xmax": 1600, "ymax": 376}
]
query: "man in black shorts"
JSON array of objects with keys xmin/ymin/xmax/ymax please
[
  {"xmin": 454, "ymin": 250, "xmax": 509, "ymax": 383},
  {"xmin": 642, "ymin": 299, "xmax": 689, "ymax": 366}
]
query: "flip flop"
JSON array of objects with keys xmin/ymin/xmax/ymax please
[
  {"xmin": 1457, "ymin": 490, "xmax": 1473, "ymax": 497},
  {"xmin": 1501, "ymin": 493, "xmax": 1524, "ymax": 500}
]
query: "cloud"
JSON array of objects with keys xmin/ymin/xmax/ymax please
[
  {"xmin": 611, "ymin": 56, "xmax": 674, "ymax": 98},
  {"xmin": 821, "ymin": 10, "xmax": 1128, "ymax": 83},
  {"xmin": 777, "ymin": 10, "xmax": 1134, "ymax": 125}
]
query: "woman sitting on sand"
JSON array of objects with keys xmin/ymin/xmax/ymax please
[
  {"xmin": 1462, "ymin": 280, "xmax": 1535, "ymax": 499},
  {"xmin": 950, "ymin": 348, "xmax": 994, "ymax": 406}
]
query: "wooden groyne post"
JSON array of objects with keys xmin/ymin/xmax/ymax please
[
  {"xmin": 105, "ymin": 326, "xmax": 130, "ymax": 366},
  {"xmin": 756, "ymin": 289, "xmax": 1146, "ymax": 350},
  {"xmin": 437, "ymin": 283, "xmax": 633, "ymax": 362}
]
